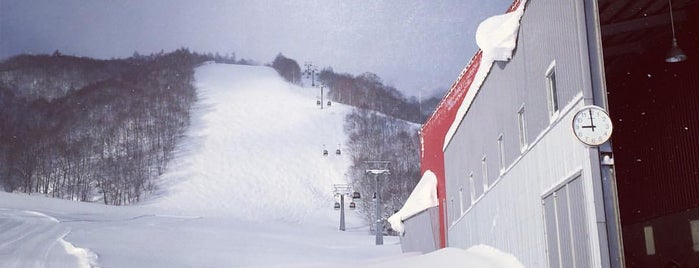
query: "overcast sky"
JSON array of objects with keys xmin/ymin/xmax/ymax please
[{"xmin": 0, "ymin": 0, "xmax": 511, "ymax": 97}]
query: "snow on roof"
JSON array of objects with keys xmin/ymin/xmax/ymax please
[
  {"xmin": 387, "ymin": 170, "xmax": 439, "ymax": 235},
  {"xmin": 443, "ymin": 0, "xmax": 528, "ymax": 150}
]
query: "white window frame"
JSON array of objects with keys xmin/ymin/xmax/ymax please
[
  {"xmin": 450, "ymin": 198, "xmax": 455, "ymax": 223},
  {"xmin": 545, "ymin": 60, "xmax": 559, "ymax": 120},
  {"xmin": 497, "ymin": 134, "xmax": 505, "ymax": 174},
  {"xmin": 691, "ymin": 220, "xmax": 699, "ymax": 252},
  {"xmin": 644, "ymin": 226, "xmax": 656, "ymax": 255},
  {"xmin": 459, "ymin": 186, "xmax": 464, "ymax": 215},
  {"xmin": 517, "ymin": 104, "xmax": 528, "ymax": 151},
  {"xmin": 469, "ymin": 172, "xmax": 476, "ymax": 204},
  {"xmin": 482, "ymin": 155, "xmax": 489, "ymax": 192}
]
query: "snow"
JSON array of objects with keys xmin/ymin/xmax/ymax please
[
  {"xmin": 363, "ymin": 246, "xmax": 524, "ymax": 268},
  {"xmin": 444, "ymin": 0, "xmax": 528, "ymax": 150},
  {"xmin": 0, "ymin": 63, "xmax": 524, "ymax": 267},
  {"xmin": 475, "ymin": 2, "xmax": 526, "ymax": 63},
  {"xmin": 387, "ymin": 170, "xmax": 439, "ymax": 235},
  {"xmin": 145, "ymin": 63, "xmax": 355, "ymax": 224}
]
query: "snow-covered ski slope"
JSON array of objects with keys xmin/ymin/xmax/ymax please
[
  {"xmin": 0, "ymin": 63, "xmax": 526, "ymax": 268},
  {"xmin": 148, "ymin": 63, "xmax": 354, "ymax": 223},
  {"xmin": 0, "ymin": 63, "xmax": 403, "ymax": 268}
]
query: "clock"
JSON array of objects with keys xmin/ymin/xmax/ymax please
[{"xmin": 572, "ymin": 105, "xmax": 613, "ymax": 146}]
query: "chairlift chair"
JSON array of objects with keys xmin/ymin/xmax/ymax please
[
  {"xmin": 316, "ymin": 100, "xmax": 321, "ymax": 106},
  {"xmin": 352, "ymin": 191, "xmax": 361, "ymax": 199},
  {"xmin": 334, "ymin": 202, "xmax": 341, "ymax": 210},
  {"xmin": 336, "ymin": 149, "xmax": 341, "ymax": 155},
  {"xmin": 327, "ymin": 101, "xmax": 332, "ymax": 106},
  {"xmin": 349, "ymin": 202, "xmax": 356, "ymax": 209},
  {"xmin": 323, "ymin": 149, "xmax": 329, "ymax": 156}
]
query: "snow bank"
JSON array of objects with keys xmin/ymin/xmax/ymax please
[
  {"xmin": 443, "ymin": 0, "xmax": 528, "ymax": 150},
  {"xmin": 364, "ymin": 245, "xmax": 524, "ymax": 268},
  {"xmin": 387, "ymin": 170, "xmax": 439, "ymax": 235},
  {"xmin": 58, "ymin": 235, "xmax": 98, "ymax": 268}
]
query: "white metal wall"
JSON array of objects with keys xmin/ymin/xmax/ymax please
[
  {"xmin": 446, "ymin": 99, "xmax": 606, "ymax": 267},
  {"xmin": 442, "ymin": 0, "xmax": 610, "ymax": 266}
]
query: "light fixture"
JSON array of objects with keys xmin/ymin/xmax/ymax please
[{"xmin": 666, "ymin": 0, "xmax": 688, "ymax": 63}]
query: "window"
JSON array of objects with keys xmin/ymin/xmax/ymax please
[
  {"xmin": 459, "ymin": 186, "xmax": 464, "ymax": 215},
  {"xmin": 691, "ymin": 220, "xmax": 699, "ymax": 252},
  {"xmin": 518, "ymin": 105, "xmax": 527, "ymax": 150},
  {"xmin": 469, "ymin": 172, "xmax": 476, "ymax": 204},
  {"xmin": 644, "ymin": 226, "xmax": 656, "ymax": 255},
  {"xmin": 546, "ymin": 61, "xmax": 559, "ymax": 118},
  {"xmin": 482, "ymin": 156, "xmax": 489, "ymax": 191},
  {"xmin": 498, "ymin": 134, "xmax": 505, "ymax": 173},
  {"xmin": 450, "ymin": 198, "xmax": 455, "ymax": 223}
]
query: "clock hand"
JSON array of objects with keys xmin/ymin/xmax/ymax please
[{"xmin": 587, "ymin": 110, "xmax": 596, "ymax": 131}]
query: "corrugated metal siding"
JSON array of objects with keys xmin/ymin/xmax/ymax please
[
  {"xmin": 556, "ymin": 190, "xmax": 574, "ymax": 267},
  {"xmin": 442, "ymin": 0, "xmax": 605, "ymax": 266},
  {"xmin": 543, "ymin": 196, "xmax": 561, "ymax": 267},
  {"xmin": 607, "ymin": 50, "xmax": 699, "ymax": 225},
  {"xmin": 419, "ymin": 51, "xmax": 484, "ymax": 248},
  {"xmin": 542, "ymin": 177, "xmax": 593, "ymax": 268},
  {"xmin": 400, "ymin": 207, "xmax": 441, "ymax": 253},
  {"xmin": 568, "ymin": 177, "xmax": 591, "ymax": 268}
]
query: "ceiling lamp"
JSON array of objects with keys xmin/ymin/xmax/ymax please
[{"xmin": 666, "ymin": 0, "xmax": 688, "ymax": 63}]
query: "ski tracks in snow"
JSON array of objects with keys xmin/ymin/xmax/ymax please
[{"xmin": 0, "ymin": 209, "xmax": 97, "ymax": 268}]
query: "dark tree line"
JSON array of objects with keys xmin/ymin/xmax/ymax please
[
  {"xmin": 344, "ymin": 108, "xmax": 421, "ymax": 232},
  {"xmin": 0, "ymin": 49, "xmax": 218, "ymax": 205},
  {"xmin": 269, "ymin": 53, "xmax": 302, "ymax": 85},
  {"xmin": 318, "ymin": 68, "xmax": 441, "ymax": 124}
]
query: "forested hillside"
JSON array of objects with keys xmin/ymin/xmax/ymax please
[
  {"xmin": 318, "ymin": 68, "xmax": 441, "ymax": 124},
  {"xmin": 0, "ymin": 49, "xmax": 439, "ymax": 215},
  {"xmin": 344, "ymin": 109, "xmax": 421, "ymax": 229},
  {"xmin": 0, "ymin": 49, "xmax": 218, "ymax": 204}
]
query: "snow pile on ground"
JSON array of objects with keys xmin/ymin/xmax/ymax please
[
  {"xmin": 364, "ymin": 245, "xmax": 525, "ymax": 268},
  {"xmin": 387, "ymin": 170, "xmax": 439, "ymax": 235},
  {"xmin": 147, "ymin": 63, "xmax": 354, "ymax": 224}
]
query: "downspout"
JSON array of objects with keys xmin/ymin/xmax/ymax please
[{"xmin": 581, "ymin": 0, "xmax": 624, "ymax": 267}]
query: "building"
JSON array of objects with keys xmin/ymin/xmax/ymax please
[{"xmin": 404, "ymin": 0, "xmax": 699, "ymax": 267}]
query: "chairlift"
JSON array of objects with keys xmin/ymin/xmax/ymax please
[
  {"xmin": 352, "ymin": 191, "xmax": 361, "ymax": 199},
  {"xmin": 349, "ymin": 202, "xmax": 356, "ymax": 209},
  {"xmin": 334, "ymin": 202, "xmax": 341, "ymax": 210}
]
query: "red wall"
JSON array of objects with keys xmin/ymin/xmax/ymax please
[
  {"xmin": 420, "ymin": 51, "xmax": 482, "ymax": 248},
  {"xmin": 419, "ymin": 0, "xmax": 523, "ymax": 248}
]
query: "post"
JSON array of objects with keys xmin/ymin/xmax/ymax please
[
  {"xmin": 375, "ymin": 173, "xmax": 383, "ymax": 245},
  {"xmin": 320, "ymin": 84, "xmax": 324, "ymax": 109},
  {"xmin": 340, "ymin": 194, "xmax": 346, "ymax": 231},
  {"xmin": 304, "ymin": 62, "xmax": 317, "ymax": 87},
  {"xmin": 364, "ymin": 161, "xmax": 390, "ymax": 246}
]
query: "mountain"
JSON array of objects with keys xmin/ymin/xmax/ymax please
[{"xmin": 146, "ymin": 63, "xmax": 357, "ymax": 223}]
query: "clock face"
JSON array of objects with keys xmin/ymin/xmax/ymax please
[{"xmin": 572, "ymin": 105, "xmax": 613, "ymax": 146}]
